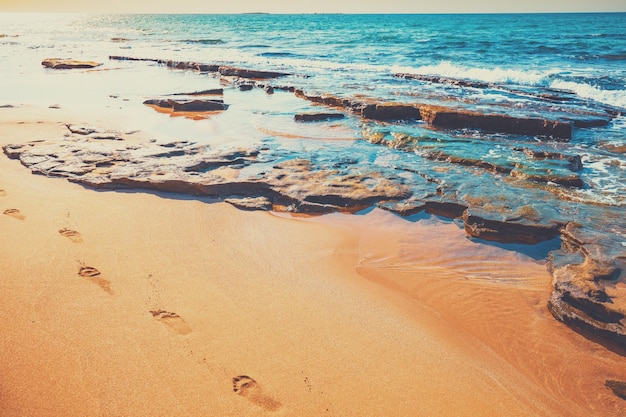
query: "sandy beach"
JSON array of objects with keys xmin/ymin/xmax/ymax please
[{"xmin": 1, "ymin": 105, "xmax": 624, "ymax": 416}]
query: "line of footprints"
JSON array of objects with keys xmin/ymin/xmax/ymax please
[
  {"xmin": 3, "ymin": 189, "xmax": 280, "ymax": 411},
  {"xmin": 1, "ymin": 192, "xmax": 188, "ymax": 335}
]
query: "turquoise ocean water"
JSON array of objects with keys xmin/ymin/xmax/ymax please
[{"xmin": 1, "ymin": 13, "xmax": 625, "ymax": 254}]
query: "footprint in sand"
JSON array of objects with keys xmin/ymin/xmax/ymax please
[
  {"xmin": 150, "ymin": 310, "xmax": 192, "ymax": 336},
  {"xmin": 3, "ymin": 208, "xmax": 25, "ymax": 220},
  {"xmin": 0, "ymin": 189, "xmax": 7, "ymax": 197},
  {"xmin": 59, "ymin": 228, "xmax": 83, "ymax": 243},
  {"xmin": 78, "ymin": 266, "xmax": 113, "ymax": 295},
  {"xmin": 232, "ymin": 375, "xmax": 282, "ymax": 412}
]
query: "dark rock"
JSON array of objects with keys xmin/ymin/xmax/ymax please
[
  {"xmin": 424, "ymin": 200, "xmax": 467, "ymax": 219},
  {"xmin": 293, "ymin": 88, "xmax": 573, "ymax": 139},
  {"xmin": 294, "ymin": 90, "xmax": 356, "ymax": 109},
  {"xmin": 42, "ymin": 58, "xmax": 102, "ymax": 69},
  {"xmin": 143, "ymin": 99, "xmax": 227, "ymax": 112},
  {"xmin": 168, "ymin": 89, "xmax": 224, "ymax": 96},
  {"xmin": 606, "ymin": 380, "xmax": 626, "ymax": 400},
  {"xmin": 360, "ymin": 103, "xmax": 421, "ymax": 121},
  {"xmin": 169, "ymin": 100, "xmax": 228, "ymax": 112},
  {"xmin": 548, "ymin": 266, "xmax": 626, "ymax": 353},
  {"xmin": 571, "ymin": 118, "xmax": 612, "ymax": 128},
  {"xmin": 143, "ymin": 99, "xmax": 174, "ymax": 109},
  {"xmin": 218, "ymin": 66, "xmax": 289, "ymax": 79},
  {"xmin": 419, "ymin": 104, "xmax": 573, "ymax": 139},
  {"xmin": 194, "ymin": 63, "xmax": 220, "ymax": 72},
  {"xmin": 264, "ymin": 85, "xmax": 275, "ymax": 94},
  {"xmin": 463, "ymin": 208, "xmax": 564, "ymax": 244},
  {"xmin": 294, "ymin": 113, "xmax": 345, "ymax": 122},
  {"xmin": 548, "ymin": 222, "xmax": 626, "ymax": 353},
  {"xmin": 238, "ymin": 84, "xmax": 254, "ymax": 91}
]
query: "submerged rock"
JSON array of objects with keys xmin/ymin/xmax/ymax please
[
  {"xmin": 218, "ymin": 66, "xmax": 290, "ymax": 79},
  {"xmin": 463, "ymin": 208, "xmax": 564, "ymax": 244}
]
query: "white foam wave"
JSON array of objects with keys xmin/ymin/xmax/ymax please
[
  {"xmin": 549, "ymin": 80, "xmax": 626, "ymax": 109},
  {"xmin": 391, "ymin": 61, "xmax": 554, "ymax": 86}
]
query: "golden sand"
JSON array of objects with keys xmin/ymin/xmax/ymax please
[{"xmin": 1, "ymin": 106, "xmax": 625, "ymax": 416}]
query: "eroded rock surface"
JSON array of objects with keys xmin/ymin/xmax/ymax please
[
  {"xmin": 2, "ymin": 126, "xmax": 408, "ymax": 214},
  {"xmin": 4, "ymin": 125, "xmax": 625, "ymax": 353},
  {"xmin": 548, "ymin": 222, "xmax": 626, "ymax": 352}
]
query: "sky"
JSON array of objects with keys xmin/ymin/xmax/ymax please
[{"xmin": 0, "ymin": 0, "xmax": 625, "ymax": 14}]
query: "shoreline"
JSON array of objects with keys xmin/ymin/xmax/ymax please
[{"xmin": 1, "ymin": 106, "xmax": 625, "ymax": 415}]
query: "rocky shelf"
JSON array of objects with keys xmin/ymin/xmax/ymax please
[
  {"xmin": 108, "ymin": 54, "xmax": 621, "ymax": 140},
  {"xmin": 3, "ymin": 122, "xmax": 624, "ymax": 353}
]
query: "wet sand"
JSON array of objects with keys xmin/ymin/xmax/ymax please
[{"xmin": 1, "ymin": 106, "xmax": 625, "ymax": 416}]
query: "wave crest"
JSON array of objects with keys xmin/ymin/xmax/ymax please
[
  {"xmin": 550, "ymin": 80, "xmax": 626, "ymax": 109},
  {"xmin": 390, "ymin": 61, "xmax": 552, "ymax": 86}
]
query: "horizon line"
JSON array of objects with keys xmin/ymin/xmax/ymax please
[{"xmin": 1, "ymin": 10, "xmax": 625, "ymax": 14}]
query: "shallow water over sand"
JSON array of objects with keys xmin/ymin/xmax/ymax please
[{"xmin": 285, "ymin": 208, "xmax": 626, "ymax": 415}]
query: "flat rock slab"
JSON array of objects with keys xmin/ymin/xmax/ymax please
[
  {"xmin": 2, "ymin": 127, "xmax": 409, "ymax": 215},
  {"xmin": 218, "ymin": 66, "xmax": 290, "ymax": 79},
  {"xmin": 294, "ymin": 113, "xmax": 345, "ymax": 122},
  {"xmin": 144, "ymin": 99, "xmax": 228, "ymax": 112},
  {"xmin": 294, "ymin": 89, "xmax": 573, "ymax": 139},
  {"xmin": 42, "ymin": 58, "xmax": 102, "ymax": 69},
  {"xmin": 463, "ymin": 208, "xmax": 564, "ymax": 245}
]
